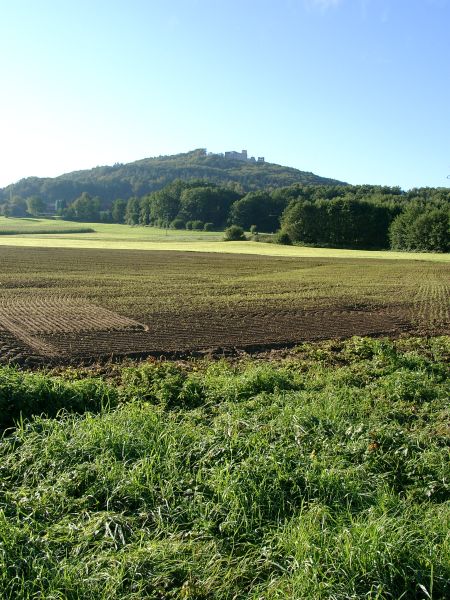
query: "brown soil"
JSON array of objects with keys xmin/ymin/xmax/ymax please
[
  {"xmin": 0, "ymin": 246, "xmax": 447, "ymax": 367},
  {"xmin": 0, "ymin": 297, "xmax": 417, "ymax": 366},
  {"xmin": 0, "ymin": 297, "xmax": 147, "ymax": 365}
]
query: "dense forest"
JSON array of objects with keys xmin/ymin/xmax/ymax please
[
  {"xmin": 26, "ymin": 182, "xmax": 450, "ymax": 252},
  {"xmin": 279, "ymin": 185, "xmax": 449, "ymax": 252},
  {"xmin": 1, "ymin": 151, "xmax": 448, "ymax": 252},
  {"xmin": 0, "ymin": 149, "xmax": 344, "ymax": 207}
]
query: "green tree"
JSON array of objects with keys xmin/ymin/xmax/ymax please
[
  {"xmin": 26, "ymin": 196, "xmax": 46, "ymax": 217},
  {"xmin": 390, "ymin": 205, "xmax": 449, "ymax": 252},
  {"xmin": 229, "ymin": 191, "xmax": 287, "ymax": 232},
  {"xmin": 125, "ymin": 197, "xmax": 141, "ymax": 225},
  {"xmin": 281, "ymin": 200, "xmax": 322, "ymax": 244},
  {"xmin": 149, "ymin": 180, "xmax": 186, "ymax": 226},
  {"xmin": 7, "ymin": 196, "xmax": 28, "ymax": 217},
  {"xmin": 67, "ymin": 192, "xmax": 100, "ymax": 221},
  {"xmin": 281, "ymin": 197, "xmax": 395, "ymax": 249},
  {"xmin": 139, "ymin": 196, "xmax": 151, "ymax": 225},
  {"xmin": 178, "ymin": 186, "xmax": 239, "ymax": 227},
  {"xmin": 111, "ymin": 199, "xmax": 127, "ymax": 223}
]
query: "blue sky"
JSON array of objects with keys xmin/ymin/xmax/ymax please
[{"xmin": 0, "ymin": 0, "xmax": 449, "ymax": 189}]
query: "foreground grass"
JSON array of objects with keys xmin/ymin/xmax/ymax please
[
  {"xmin": 0, "ymin": 337, "xmax": 449, "ymax": 599},
  {"xmin": 0, "ymin": 217, "xmax": 448, "ymax": 261}
]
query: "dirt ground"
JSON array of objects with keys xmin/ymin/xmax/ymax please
[
  {"xmin": 0, "ymin": 297, "xmax": 438, "ymax": 367},
  {"xmin": 0, "ymin": 246, "xmax": 447, "ymax": 366}
]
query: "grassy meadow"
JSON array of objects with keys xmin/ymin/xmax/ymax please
[
  {"xmin": 0, "ymin": 337, "xmax": 449, "ymax": 598},
  {"xmin": 0, "ymin": 217, "xmax": 448, "ymax": 261},
  {"xmin": 0, "ymin": 217, "xmax": 95, "ymax": 235}
]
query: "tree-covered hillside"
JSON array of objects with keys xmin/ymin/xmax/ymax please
[{"xmin": 0, "ymin": 149, "xmax": 345, "ymax": 208}]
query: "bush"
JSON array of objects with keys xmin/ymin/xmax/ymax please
[
  {"xmin": 224, "ymin": 225, "xmax": 246, "ymax": 241},
  {"xmin": 191, "ymin": 220, "xmax": 204, "ymax": 230},
  {"xmin": 275, "ymin": 230, "xmax": 292, "ymax": 245},
  {"xmin": 203, "ymin": 222, "xmax": 214, "ymax": 231},
  {"xmin": 170, "ymin": 218, "xmax": 185, "ymax": 230},
  {"xmin": 185, "ymin": 221, "xmax": 193, "ymax": 230}
]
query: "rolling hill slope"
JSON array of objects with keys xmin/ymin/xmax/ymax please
[{"xmin": 0, "ymin": 149, "xmax": 346, "ymax": 206}]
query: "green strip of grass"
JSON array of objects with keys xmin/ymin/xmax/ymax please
[
  {"xmin": 0, "ymin": 217, "xmax": 448, "ymax": 261},
  {"xmin": 0, "ymin": 336, "xmax": 449, "ymax": 598}
]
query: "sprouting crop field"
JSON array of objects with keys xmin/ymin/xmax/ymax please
[{"xmin": 0, "ymin": 245, "xmax": 448, "ymax": 364}]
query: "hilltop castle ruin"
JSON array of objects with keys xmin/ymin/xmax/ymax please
[{"xmin": 224, "ymin": 150, "xmax": 265, "ymax": 163}]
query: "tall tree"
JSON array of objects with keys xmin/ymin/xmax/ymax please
[
  {"xmin": 67, "ymin": 192, "xmax": 101, "ymax": 221},
  {"xmin": 26, "ymin": 196, "xmax": 46, "ymax": 217},
  {"xmin": 111, "ymin": 199, "xmax": 127, "ymax": 223},
  {"xmin": 125, "ymin": 197, "xmax": 141, "ymax": 225},
  {"xmin": 8, "ymin": 196, "xmax": 28, "ymax": 217},
  {"xmin": 229, "ymin": 191, "xmax": 287, "ymax": 232},
  {"xmin": 179, "ymin": 186, "xmax": 239, "ymax": 227},
  {"xmin": 390, "ymin": 204, "xmax": 449, "ymax": 252}
]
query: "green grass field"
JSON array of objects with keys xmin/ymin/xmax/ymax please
[
  {"xmin": 0, "ymin": 217, "xmax": 95, "ymax": 235},
  {"xmin": 0, "ymin": 217, "xmax": 448, "ymax": 261},
  {"xmin": 0, "ymin": 337, "xmax": 449, "ymax": 599}
]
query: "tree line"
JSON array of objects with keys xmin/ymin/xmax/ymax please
[
  {"xmin": 1, "ymin": 180, "xmax": 448, "ymax": 252},
  {"xmin": 278, "ymin": 185, "xmax": 448, "ymax": 252}
]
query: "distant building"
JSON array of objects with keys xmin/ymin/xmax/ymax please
[
  {"xmin": 224, "ymin": 149, "xmax": 264, "ymax": 163},
  {"xmin": 224, "ymin": 149, "xmax": 248, "ymax": 161}
]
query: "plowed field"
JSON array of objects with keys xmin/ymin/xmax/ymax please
[{"xmin": 0, "ymin": 246, "xmax": 447, "ymax": 364}]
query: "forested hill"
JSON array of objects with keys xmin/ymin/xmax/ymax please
[{"xmin": 0, "ymin": 149, "xmax": 346, "ymax": 206}]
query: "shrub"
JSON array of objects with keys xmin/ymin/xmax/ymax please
[
  {"xmin": 224, "ymin": 225, "xmax": 246, "ymax": 241},
  {"xmin": 203, "ymin": 222, "xmax": 214, "ymax": 231},
  {"xmin": 275, "ymin": 230, "xmax": 292, "ymax": 245},
  {"xmin": 170, "ymin": 218, "xmax": 185, "ymax": 230},
  {"xmin": 191, "ymin": 220, "xmax": 204, "ymax": 230},
  {"xmin": 185, "ymin": 221, "xmax": 193, "ymax": 230}
]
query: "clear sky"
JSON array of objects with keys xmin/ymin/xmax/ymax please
[{"xmin": 1, "ymin": 0, "xmax": 449, "ymax": 190}]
